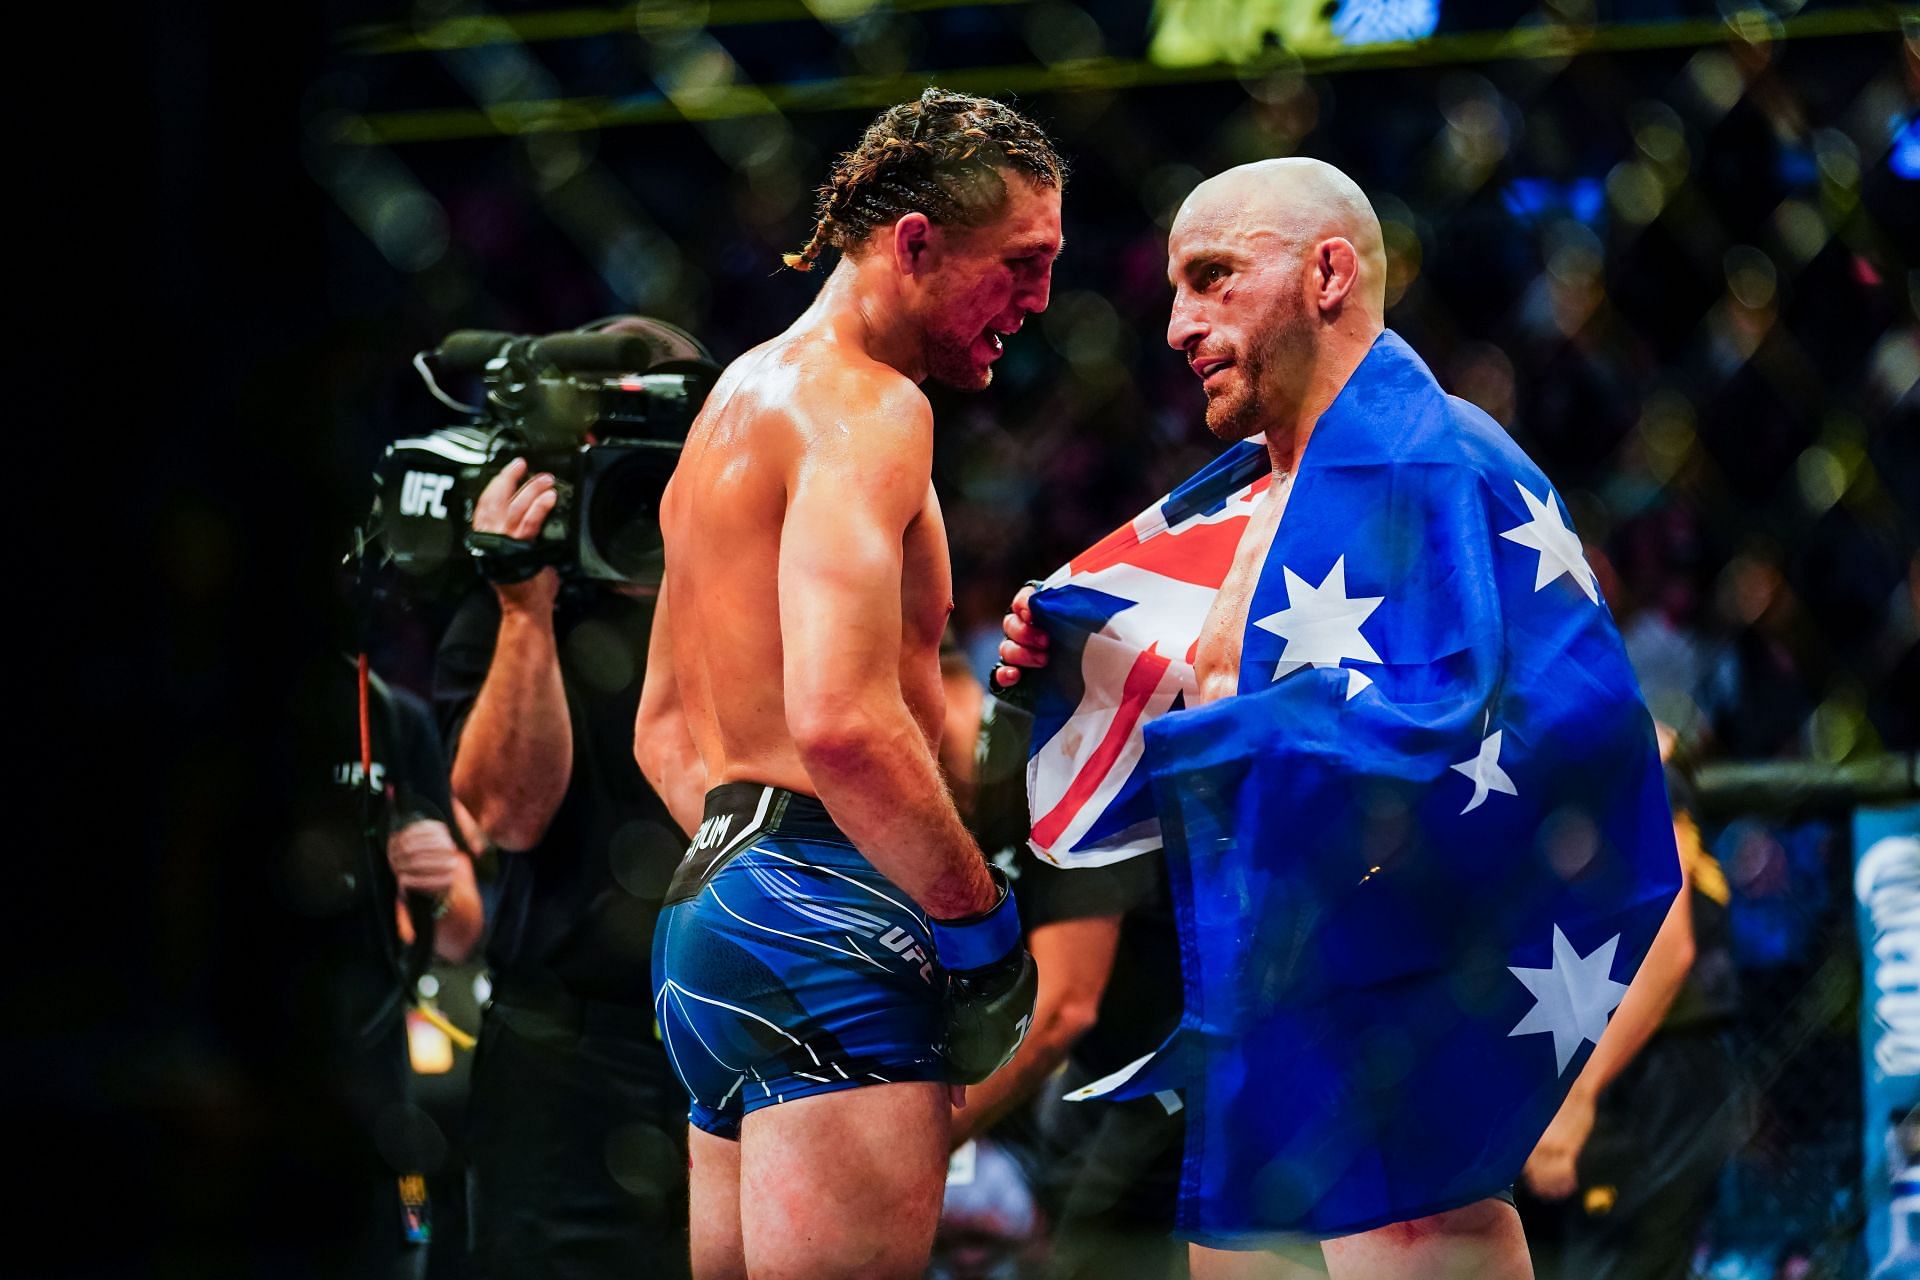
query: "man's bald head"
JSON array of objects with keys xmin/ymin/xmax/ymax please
[
  {"xmin": 1173, "ymin": 158, "xmax": 1387, "ymax": 317},
  {"xmin": 1165, "ymin": 158, "xmax": 1389, "ymax": 449}
]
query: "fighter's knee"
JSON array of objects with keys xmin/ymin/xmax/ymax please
[
  {"xmin": 1324, "ymin": 1197, "xmax": 1531, "ymax": 1280},
  {"xmin": 749, "ymin": 1231, "xmax": 926, "ymax": 1280},
  {"xmin": 1369, "ymin": 1196, "xmax": 1517, "ymax": 1247}
]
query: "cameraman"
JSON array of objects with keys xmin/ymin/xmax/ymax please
[{"xmin": 435, "ymin": 451, "xmax": 691, "ymax": 1277}]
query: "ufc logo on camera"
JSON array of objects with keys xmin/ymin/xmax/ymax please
[{"xmin": 399, "ymin": 471, "xmax": 455, "ymax": 519}]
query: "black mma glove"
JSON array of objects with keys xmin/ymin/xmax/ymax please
[{"xmin": 931, "ymin": 865, "xmax": 1038, "ymax": 1084}]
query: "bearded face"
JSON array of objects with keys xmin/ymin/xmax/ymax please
[
  {"xmin": 1198, "ymin": 268, "xmax": 1313, "ymax": 442},
  {"xmin": 921, "ymin": 305, "xmax": 1003, "ymax": 392}
]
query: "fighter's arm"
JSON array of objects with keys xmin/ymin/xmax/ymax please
[
  {"xmin": 778, "ymin": 387, "xmax": 997, "ymax": 920},
  {"xmin": 635, "ymin": 581, "xmax": 707, "ymax": 838},
  {"xmin": 950, "ymin": 914, "xmax": 1118, "ymax": 1146}
]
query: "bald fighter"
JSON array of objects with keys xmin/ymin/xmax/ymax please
[
  {"xmin": 998, "ymin": 158, "xmax": 1535, "ymax": 1279},
  {"xmin": 633, "ymin": 89, "xmax": 1063, "ymax": 1280}
]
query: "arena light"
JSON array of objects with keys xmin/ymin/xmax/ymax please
[
  {"xmin": 406, "ymin": 1007, "xmax": 456, "ymax": 1074},
  {"xmin": 1891, "ymin": 113, "xmax": 1920, "ymax": 180},
  {"xmin": 332, "ymin": 6, "xmax": 1912, "ymax": 144},
  {"xmin": 341, "ymin": 0, "xmax": 1033, "ymax": 54}
]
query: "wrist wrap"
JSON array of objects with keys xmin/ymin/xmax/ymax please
[{"xmin": 931, "ymin": 866, "xmax": 1021, "ymax": 973}]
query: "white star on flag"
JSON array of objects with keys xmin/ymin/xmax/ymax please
[
  {"xmin": 1253, "ymin": 555, "xmax": 1385, "ymax": 700},
  {"xmin": 1451, "ymin": 729, "xmax": 1518, "ymax": 814},
  {"xmin": 1507, "ymin": 926, "xmax": 1630, "ymax": 1074},
  {"xmin": 1499, "ymin": 482, "xmax": 1599, "ymax": 604}
]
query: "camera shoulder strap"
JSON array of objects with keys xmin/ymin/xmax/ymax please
[{"xmin": 465, "ymin": 531, "xmax": 551, "ymax": 584}]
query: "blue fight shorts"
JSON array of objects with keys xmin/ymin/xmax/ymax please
[{"xmin": 652, "ymin": 782, "xmax": 948, "ymax": 1140}]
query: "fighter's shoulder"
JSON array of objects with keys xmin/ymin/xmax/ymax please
[
  {"xmin": 776, "ymin": 352, "xmax": 933, "ymax": 478},
  {"xmin": 791, "ymin": 351, "xmax": 931, "ymax": 434}
]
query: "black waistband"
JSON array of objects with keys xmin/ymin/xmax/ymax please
[
  {"xmin": 698, "ymin": 782, "xmax": 847, "ymax": 843},
  {"xmin": 666, "ymin": 783, "xmax": 849, "ymax": 904}
]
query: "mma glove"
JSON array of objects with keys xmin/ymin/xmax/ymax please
[{"xmin": 931, "ymin": 865, "xmax": 1038, "ymax": 1084}]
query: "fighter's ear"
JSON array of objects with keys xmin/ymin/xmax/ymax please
[
  {"xmin": 893, "ymin": 212, "xmax": 935, "ymax": 275},
  {"xmin": 1313, "ymin": 236, "xmax": 1361, "ymax": 314}
]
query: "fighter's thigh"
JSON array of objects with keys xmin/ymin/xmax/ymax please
[
  {"xmin": 738, "ymin": 1081, "xmax": 949, "ymax": 1280},
  {"xmin": 688, "ymin": 1125, "xmax": 745, "ymax": 1280},
  {"xmin": 1189, "ymin": 1242, "xmax": 1327, "ymax": 1279},
  {"xmin": 1319, "ymin": 1196, "xmax": 1532, "ymax": 1280}
]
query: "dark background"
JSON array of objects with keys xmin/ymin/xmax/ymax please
[{"xmin": 41, "ymin": 1, "xmax": 1916, "ymax": 1273}]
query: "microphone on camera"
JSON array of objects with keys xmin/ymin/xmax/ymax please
[
  {"xmin": 435, "ymin": 330, "xmax": 517, "ymax": 372},
  {"xmin": 437, "ymin": 330, "xmax": 662, "ymax": 375},
  {"xmin": 532, "ymin": 332, "xmax": 662, "ymax": 372}
]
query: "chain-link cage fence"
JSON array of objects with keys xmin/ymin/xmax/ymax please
[
  {"xmin": 1691, "ymin": 801, "xmax": 1863, "ymax": 1277},
  {"xmin": 301, "ymin": 4, "xmax": 1916, "ymax": 1277}
]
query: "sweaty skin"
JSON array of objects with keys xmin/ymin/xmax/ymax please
[
  {"xmin": 636, "ymin": 171, "xmax": 1062, "ymax": 1280},
  {"xmin": 663, "ymin": 347, "xmax": 954, "ymax": 802},
  {"xmin": 642, "ymin": 178, "xmax": 1060, "ymax": 921}
]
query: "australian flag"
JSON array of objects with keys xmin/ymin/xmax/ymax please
[{"xmin": 1025, "ymin": 331, "xmax": 1681, "ymax": 1243}]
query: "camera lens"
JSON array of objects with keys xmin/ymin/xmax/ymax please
[{"xmin": 586, "ymin": 447, "xmax": 677, "ymax": 582}]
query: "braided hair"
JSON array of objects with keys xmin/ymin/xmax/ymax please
[{"xmin": 782, "ymin": 87, "xmax": 1065, "ymax": 272}]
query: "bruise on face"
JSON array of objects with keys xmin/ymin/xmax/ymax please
[
  {"xmin": 919, "ymin": 178, "xmax": 1064, "ymax": 389},
  {"xmin": 1168, "ymin": 221, "xmax": 1292, "ymax": 297}
]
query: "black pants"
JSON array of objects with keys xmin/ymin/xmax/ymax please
[
  {"xmin": 1031, "ymin": 1064, "xmax": 1193, "ymax": 1280},
  {"xmin": 465, "ymin": 988, "xmax": 691, "ymax": 1280},
  {"xmin": 335, "ymin": 1018, "xmax": 436, "ymax": 1280},
  {"xmin": 1524, "ymin": 1028, "xmax": 1744, "ymax": 1280}
]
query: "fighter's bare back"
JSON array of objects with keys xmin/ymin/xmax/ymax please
[{"xmin": 658, "ymin": 332, "xmax": 953, "ymax": 794}]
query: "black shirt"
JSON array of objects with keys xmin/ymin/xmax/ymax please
[
  {"xmin": 288, "ymin": 657, "xmax": 452, "ymax": 1128},
  {"xmin": 1009, "ymin": 843, "xmax": 1184, "ymax": 1079},
  {"xmin": 977, "ymin": 691, "xmax": 1183, "ymax": 1078},
  {"xmin": 1662, "ymin": 772, "xmax": 1741, "ymax": 1031},
  {"xmin": 434, "ymin": 587, "xmax": 684, "ymax": 1005}
]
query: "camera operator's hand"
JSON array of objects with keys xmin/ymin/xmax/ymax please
[
  {"xmin": 455, "ymin": 456, "xmax": 573, "ymax": 853},
  {"xmin": 474, "ymin": 458, "xmax": 561, "ymax": 613},
  {"xmin": 387, "ymin": 817, "xmax": 466, "ymax": 898}
]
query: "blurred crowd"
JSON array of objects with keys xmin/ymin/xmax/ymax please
[{"xmin": 318, "ymin": 8, "xmax": 1916, "ymax": 773}]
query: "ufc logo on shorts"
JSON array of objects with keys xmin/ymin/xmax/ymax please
[
  {"xmin": 691, "ymin": 814, "xmax": 733, "ymax": 854},
  {"xmin": 878, "ymin": 927, "xmax": 934, "ymax": 984},
  {"xmin": 399, "ymin": 471, "xmax": 454, "ymax": 519}
]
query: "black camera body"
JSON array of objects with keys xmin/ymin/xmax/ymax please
[{"xmin": 374, "ymin": 319, "xmax": 718, "ymax": 598}]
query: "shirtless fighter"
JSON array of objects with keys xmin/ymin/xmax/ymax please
[
  {"xmin": 633, "ymin": 89, "xmax": 1064, "ymax": 1279},
  {"xmin": 995, "ymin": 158, "xmax": 1534, "ymax": 1280}
]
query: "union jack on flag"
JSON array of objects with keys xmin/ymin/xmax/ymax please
[{"xmin": 1024, "ymin": 444, "xmax": 1277, "ymax": 867}]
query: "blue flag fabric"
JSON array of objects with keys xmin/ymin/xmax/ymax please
[{"xmin": 1030, "ymin": 332, "xmax": 1680, "ymax": 1244}]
